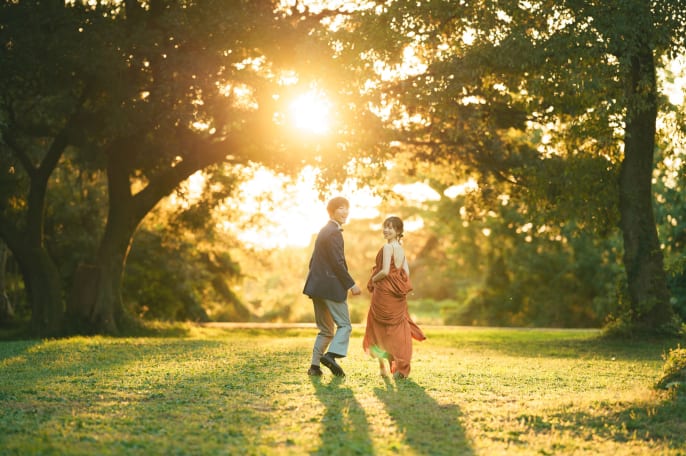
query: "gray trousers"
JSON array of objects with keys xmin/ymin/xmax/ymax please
[{"xmin": 311, "ymin": 297, "xmax": 352, "ymax": 366}]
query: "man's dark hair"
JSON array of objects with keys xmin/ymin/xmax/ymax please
[{"xmin": 327, "ymin": 196, "xmax": 349, "ymax": 217}]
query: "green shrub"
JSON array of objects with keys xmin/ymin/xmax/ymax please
[{"xmin": 655, "ymin": 345, "xmax": 686, "ymax": 392}]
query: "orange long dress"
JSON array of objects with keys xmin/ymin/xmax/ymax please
[{"xmin": 362, "ymin": 247, "xmax": 426, "ymax": 377}]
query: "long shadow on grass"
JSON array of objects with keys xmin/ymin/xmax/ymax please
[
  {"xmin": 430, "ymin": 329, "xmax": 684, "ymax": 362},
  {"xmin": 532, "ymin": 392, "xmax": 686, "ymax": 451},
  {"xmin": 0, "ymin": 338, "xmax": 234, "ymax": 453},
  {"xmin": 375, "ymin": 378, "xmax": 473, "ymax": 455},
  {"xmin": 309, "ymin": 376, "xmax": 374, "ymax": 455},
  {"xmin": 0, "ymin": 340, "xmax": 39, "ymax": 362}
]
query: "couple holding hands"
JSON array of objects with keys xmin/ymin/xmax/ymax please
[{"xmin": 303, "ymin": 196, "xmax": 425, "ymax": 380}]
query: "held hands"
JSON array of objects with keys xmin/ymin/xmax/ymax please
[{"xmin": 350, "ymin": 284, "xmax": 362, "ymax": 296}]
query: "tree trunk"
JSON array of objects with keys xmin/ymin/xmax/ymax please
[
  {"xmin": 66, "ymin": 263, "xmax": 100, "ymax": 333},
  {"xmin": 69, "ymin": 145, "xmax": 142, "ymax": 334},
  {"xmin": 70, "ymin": 129, "xmax": 234, "ymax": 334},
  {"xmin": 0, "ymin": 169, "xmax": 66, "ymax": 337},
  {"xmin": 618, "ymin": 47, "xmax": 673, "ymax": 331},
  {"xmin": 90, "ymin": 219, "xmax": 137, "ymax": 334},
  {"xmin": 0, "ymin": 232, "xmax": 65, "ymax": 337},
  {"xmin": 0, "ymin": 242, "xmax": 14, "ymax": 323},
  {"xmin": 24, "ymin": 249, "xmax": 64, "ymax": 336},
  {"xmin": 0, "ymin": 82, "xmax": 83, "ymax": 336},
  {"xmin": 66, "ymin": 214, "xmax": 137, "ymax": 335}
]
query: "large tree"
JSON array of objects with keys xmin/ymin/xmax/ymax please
[
  {"xmin": 0, "ymin": 1, "xmax": 88, "ymax": 336},
  {"xmin": 0, "ymin": 0, "xmax": 346, "ymax": 335},
  {"xmin": 338, "ymin": 0, "xmax": 686, "ymax": 334}
]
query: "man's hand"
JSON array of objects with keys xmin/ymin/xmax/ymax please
[{"xmin": 350, "ymin": 284, "xmax": 362, "ymax": 296}]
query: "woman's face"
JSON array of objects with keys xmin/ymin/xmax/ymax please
[{"xmin": 383, "ymin": 223, "xmax": 398, "ymax": 241}]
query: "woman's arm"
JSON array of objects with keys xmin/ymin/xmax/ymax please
[{"xmin": 371, "ymin": 244, "xmax": 393, "ymax": 282}]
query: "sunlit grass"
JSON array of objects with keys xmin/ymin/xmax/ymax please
[{"xmin": 0, "ymin": 326, "xmax": 684, "ymax": 455}]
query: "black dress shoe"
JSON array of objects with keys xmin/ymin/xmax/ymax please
[
  {"xmin": 320, "ymin": 353, "xmax": 345, "ymax": 377},
  {"xmin": 307, "ymin": 366, "xmax": 323, "ymax": 376}
]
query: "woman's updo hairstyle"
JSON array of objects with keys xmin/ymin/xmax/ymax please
[{"xmin": 384, "ymin": 216, "xmax": 404, "ymax": 242}]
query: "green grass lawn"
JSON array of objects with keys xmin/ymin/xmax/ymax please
[{"xmin": 1, "ymin": 325, "xmax": 684, "ymax": 455}]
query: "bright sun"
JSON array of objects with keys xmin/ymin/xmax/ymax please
[{"xmin": 289, "ymin": 90, "xmax": 332, "ymax": 135}]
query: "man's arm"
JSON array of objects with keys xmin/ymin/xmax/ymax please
[{"xmin": 327, "ymin": 230, "xmax": 359, "ymax": 294}]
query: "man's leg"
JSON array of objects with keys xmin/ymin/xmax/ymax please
[
  {"xmin": 323, "ymin": 298, "xmax": 352, "ymax": 357},
  {"xmin": 311, "ymin": 298, "xmax": 334, "ymax": 367}
]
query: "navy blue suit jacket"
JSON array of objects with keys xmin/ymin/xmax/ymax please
[{"xmin": 303, "ymin": 220, "xmax": 355, "ymax": 302}]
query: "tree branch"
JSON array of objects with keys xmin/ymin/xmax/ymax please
[{"xmin": 130, "ymin": 131, "xmax": 243, "ymax": 222}]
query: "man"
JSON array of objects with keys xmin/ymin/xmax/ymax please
[{"xmin": 303, "ymin": 196, "xmax": 361, "ymax": 377}]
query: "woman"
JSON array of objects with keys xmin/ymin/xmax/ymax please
[{"xmin": 363, "ymin": 216, "xmax": 425, "ymax": 379}]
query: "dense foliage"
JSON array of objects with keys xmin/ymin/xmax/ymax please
[
  {"xmin": 0, "ymin": 0, "xmax": 355, "ymax": 335},
  {"xmin": 326, "ymin": 0, "xmax": 686, "ymax": 334},
  {"xmin": 1, "ymin": 1, "xmax": 685, "ymax": 335}
]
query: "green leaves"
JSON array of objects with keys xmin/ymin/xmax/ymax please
[{"xmin": 656, "ymin": 345, "xmax": 686, "ymax": 391}]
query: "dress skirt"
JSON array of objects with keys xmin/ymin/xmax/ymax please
[{"xmin": 362, "ymin": 248, "xmax": 425, "ymax": 377}]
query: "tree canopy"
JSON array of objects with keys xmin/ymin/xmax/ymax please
[
  {"xmin": 1, "ymin": 0, "xmax": 685, "ymax": 337},
  {"xmin": 0, "ymin": 0, "xmax": 362, "ymax": 335},
  {"xmin": 327, "ymin": 0, "xmax": 686, "ymax": 335}
]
